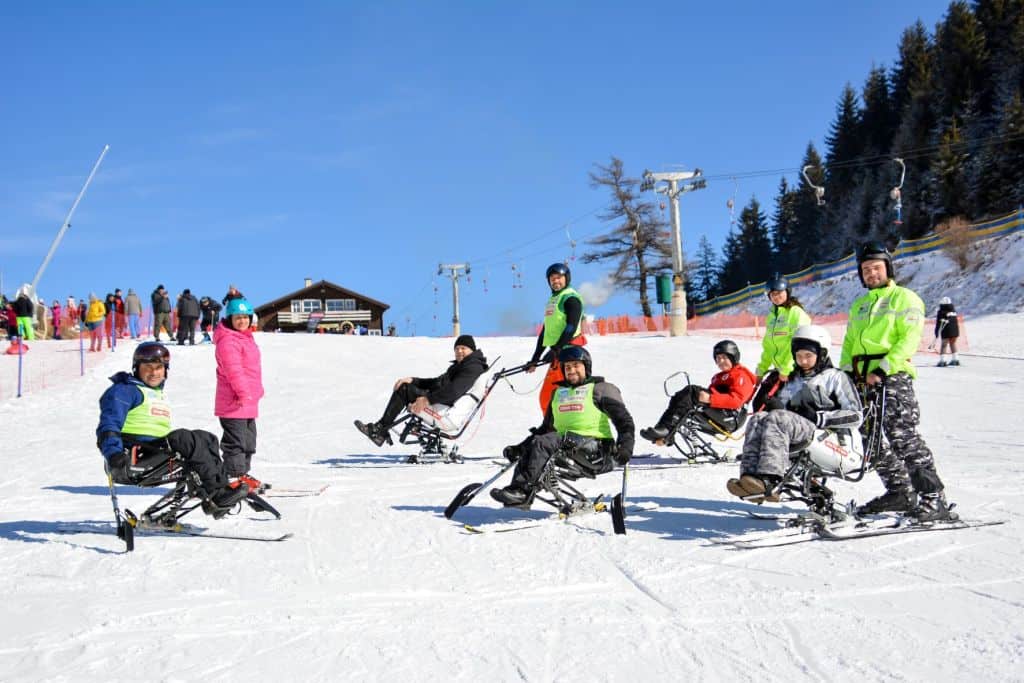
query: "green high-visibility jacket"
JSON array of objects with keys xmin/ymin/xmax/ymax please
[
  {"xmin": 756, "ymin": 305, "xmax": 811, "ymax": 377},
  {"xmin": 551, "ymin": 382, "xmax": 613, "ymax": 439},
  {"xmin": 122, "ymin": 385, "xmax": 173, "ymax": 437},
  {"xmin": 542, "ymin": 287, "xmax": 583, "ymax": 347},
  {"xmin": 840, "ymin": 281, "xmax": 925, "ymax": 379}
]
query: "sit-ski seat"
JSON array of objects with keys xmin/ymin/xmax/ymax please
[{"xmin": 392, "ymin": 370, "xmax": 495, "ymax": 463}]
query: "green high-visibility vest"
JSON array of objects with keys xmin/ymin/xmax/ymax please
[
  {"xmin": 122, "ymin": 385, "xmax": 173, "ymax": 438},
  {"xmin": 552, "ymin": 383, "xmax": 611, "ymax": 439},
  {"xmin": 542, "ymin": 287, "xmax": 583, "ymax": 347}
]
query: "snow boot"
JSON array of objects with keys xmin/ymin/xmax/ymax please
[
  {"xmin": 233, "ymin": 473, "xmax": 266, "ymax": 494},
  {"xmin": 489, "ymin": 485, "xmax": 535, "ymax": 508},
  {"xmin": 949, "ymin": 359, "xmax": 960, "ymax": 367},
  {"xmin": 640, "ymin": 426, "xmax": 670, "ymax": 443},
  {"xmin": 912, "ymin": 492, "xmax": 956, "ymax": 522},
  {"xmin": 205, "ymin": 482, "xmax": 250, "ymax": 518},
  {"xmin": 856, "ymin": 489, "xmax": 915, "ymax": 516},
  {"xmin": 354, "ymin": 420, "xmax": 390, "ymax": 447},
  {"xmin": 726, "ymin": 474, "xmax": 780, "ymax": 503},
  {"xmin": 937, "ymin": 360, "xmax": 948, "ymax": 367}
]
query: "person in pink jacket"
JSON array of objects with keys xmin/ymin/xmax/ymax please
[{"xmin": 214, "ymin": 297, "xmax": 265, "ymax": 492}]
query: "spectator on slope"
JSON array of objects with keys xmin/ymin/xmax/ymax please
[
  {"xmin": 176, "ymin": 289, "xmax": 201, "ymax": 346},
  {"xmin": 13, "ymin": 286, "xmax": 35, "ymax": 340},
  {"xmin": 200, "ymin": 296, "xmax": 222, "ymax": 343},
  {"xmin": 84, "ymin": 293, "xmax": 107, "ymax": 352},
  {"xmin": 113, "ymin": 288, "xmax": 126, "ymax": 338},
  {"xmin": 124, "ymin": 288, "xmax": 143, "ymax": 340},
  {"xmin": 151, "ymin": 284, "xmax": 172, "ymax": 342},
  {"xmin": 51, "ymin": 300, "xmax": 62, "ymax": 339},
  {"xmin": 934, "ymin": 297, "xmax": 961, "ymax": 367}
]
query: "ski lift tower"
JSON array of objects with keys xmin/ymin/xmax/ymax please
[
  {"xmin": 438, "ymin": 262, "xmax": 470, "ymax": 337},
  {"xmin": 641, "ymin": 168, "xmax": 705, "ymax": 336}
]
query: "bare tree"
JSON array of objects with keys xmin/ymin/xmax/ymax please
[{"xmin": 583, "ymin": 157, "xmax": 673, "ymax": 317}]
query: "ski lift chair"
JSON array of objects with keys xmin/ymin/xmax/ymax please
[
  {"xmin": 390, "ymin": 357, "xmax": 530, "ymax": 464},
  {"xmin": 659, "ymin": 371, "xmax": 757, "ymax": 464},
  {"xmin": 734, "ymin": 385, "xmax": 885, "ymax": 524},
  {"xmin": 110, "ymin": 442, "xmax": 278, "ymax": 530}
]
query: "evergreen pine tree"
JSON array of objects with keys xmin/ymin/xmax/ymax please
[
  {"xmin": 691, "ymin": 235, "xmax": 719, "ymax": 302},
  {"xmin": 770, "ymin": 177, "xmax": 799, "ymax": 274},
  {"xmin": 934, "ymin": 1, "xmax": 989, "ymax": 118}
]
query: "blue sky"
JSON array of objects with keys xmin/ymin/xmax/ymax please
[{"xmin": 1, "ymin": 1, "xmax": 950, "ymax": 335}]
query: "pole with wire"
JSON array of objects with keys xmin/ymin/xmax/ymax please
[
  {"xmin": 641, "ymin": 169, "xmax": 706, "ymax": 337},
  {"xmin": 438, "ymin": 263, "xmax": 470, "ymax": 337}
]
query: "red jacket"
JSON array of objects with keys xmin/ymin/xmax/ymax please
[{"xmin": 707, "ymin": 364, "xmax": 757, "ymax": 410}]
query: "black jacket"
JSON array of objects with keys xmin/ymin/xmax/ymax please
[
  {"xmin": 12, "ymin": 295, "xmax": 34, "ymax": 317},
  {"xmin": 200, "ymin": 298, "xmax": 222, "ymax": 322},
  {"xmin": 537, "ymin": 375, "xmax": 635, "ymax": 460},
  {"xmin": 177, "ymin": 293, "xmax": 201, "ymax": 319},
  {"xmin": 935, "ymin": 303, "xmax": 959, "ymax": 338},
  {"xmin": 413, "ymin": 349, "xmax": 488, "ymax": 406}
]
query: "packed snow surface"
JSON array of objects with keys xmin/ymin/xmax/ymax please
[{"xmin": 2, "ymin": 317, "xmax": 1023, "ymax": 681}]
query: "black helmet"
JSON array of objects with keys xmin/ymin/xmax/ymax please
[
  {"xmin": 545, "ymin": 262, "xmax": 571, "ymax": 288},
  {"xmin": 558, "ymin": 345, "xmax": 591, "ymax": 377},
  {"xmin": 712, "ymin": 339, "xmax": 740, "ymax": 365},
  {"xmin": 765, "ymin": 273, "xmax": 789, "ymax": 294},
  {"xmin": 133, "ymin": 342, "xmax": 170, "ymax": 377},
  {"xmin": 857, "ymin": 240, "xmax": 894, "ymax": 286}
]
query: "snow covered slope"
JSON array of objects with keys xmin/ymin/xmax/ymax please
[
  {"xmin": 724, "ymin": 231, "xmax": 1024, "ymax": 318},
  {"xmin": 1, "ymin": 323, "xmax": 1022, "ymax": 681}
]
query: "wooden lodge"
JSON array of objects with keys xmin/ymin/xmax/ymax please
[{"xmin": 254, "ymin": 279, "xmax": 389, "ymax": 334}]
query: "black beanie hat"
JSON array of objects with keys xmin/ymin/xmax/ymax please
[{"xmin": 454, "ymin": 334, "xmax": 476, "ymax": 351}]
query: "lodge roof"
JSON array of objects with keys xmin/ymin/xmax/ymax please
[{"xmin": 254, "ymin": 279, "xmax": 389, "ymax": 313}]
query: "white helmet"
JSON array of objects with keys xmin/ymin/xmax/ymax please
[
  {"xmin": 939, "ymin": 296, "xmax": 952, "ymax": 305},
  {"xmin": 792, "ymin": 324, "xmax": 831, "ymax": 350}
]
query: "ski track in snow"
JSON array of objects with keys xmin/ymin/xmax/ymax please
[{"xmin": 1, "ymin": 319, "xmax": 1023, "ymax": 681}]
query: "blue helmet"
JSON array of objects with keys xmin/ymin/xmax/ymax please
[
  {"xmin": 225, "ymin": 297, "xmax": 253, "ymax": 317},
  {"xmin": 545, "ymin": 262, "xmax": 571, "ymax": 288}
]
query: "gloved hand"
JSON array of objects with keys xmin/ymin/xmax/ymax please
[
  {"xmin": 793, "ymin": 403, "xmax": 818, "ymax": 423},
  {"xmin": 763, "ymin": 397, "xmax": 785, "ymax": 412},
  {"xmin": 614, "ymin": 444, "xmax": 632, "ymax": 466},
  {"xmin": 540, "ymin": 349, "xmax": 555, "ymax": 364}
]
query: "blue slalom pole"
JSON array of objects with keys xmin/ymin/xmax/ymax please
[
  {"xmin": 79, "ymin": 317, "xmax": 85, "ymax": 376},
  {"xmin": 16, "ymin": 336, "xmax": 23, "ymax": 398}
]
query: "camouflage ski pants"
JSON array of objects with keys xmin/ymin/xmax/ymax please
[
  {"xmin": 870, "ymin": 373, "xmax": 944, "ymax": 495},
  {"xmin": 739, "ymin": 410, "xmax": 816, "ymax": 478}
]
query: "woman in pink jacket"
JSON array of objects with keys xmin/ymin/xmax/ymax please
[{"xmin": 214, "ymin": 297, "xmax": 265, "ymax": 491}]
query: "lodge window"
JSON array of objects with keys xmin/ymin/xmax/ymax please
[
  {"xmin": 290, "ymin": 299, "xmax": 323, "ymax": 313},
  {"xmin": 326, "ymin": 299, "xmax": 357, "ymax": 312}
]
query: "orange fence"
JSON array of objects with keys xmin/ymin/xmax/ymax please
[{"xmin": 584, "ymin": 312, "xmax": 969, "ymax": 353}]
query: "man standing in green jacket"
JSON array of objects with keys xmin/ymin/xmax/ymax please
[{"xmin": 841, "ymin": 241, "xmax": 950, "ymax": 521}]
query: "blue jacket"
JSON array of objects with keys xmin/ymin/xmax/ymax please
[{"xmin": 96, "ymin": 372, "xmax": 164, "ymax": 459}]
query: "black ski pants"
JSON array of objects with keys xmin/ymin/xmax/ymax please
[
  {"xmin": 118, "ymin": 428, "xmax": 229, "ymax": 495},
  {"xmin": 220, "ymin": 417, "xmax": 257, "ymax": 477},
  {"xmin": 176, "ymin": 316, "xmax": 197, "ymax": 345},
  {"xmin": 656, "ymin": 385, "xmax": 737, "ymax": 433},
  {"xmin": 377, "ymin": 380, "xmax": 432, "ymax": 429},
  {"xmin": 870, "ymin": 373, "xmax": 944, "ymax": 495}
]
